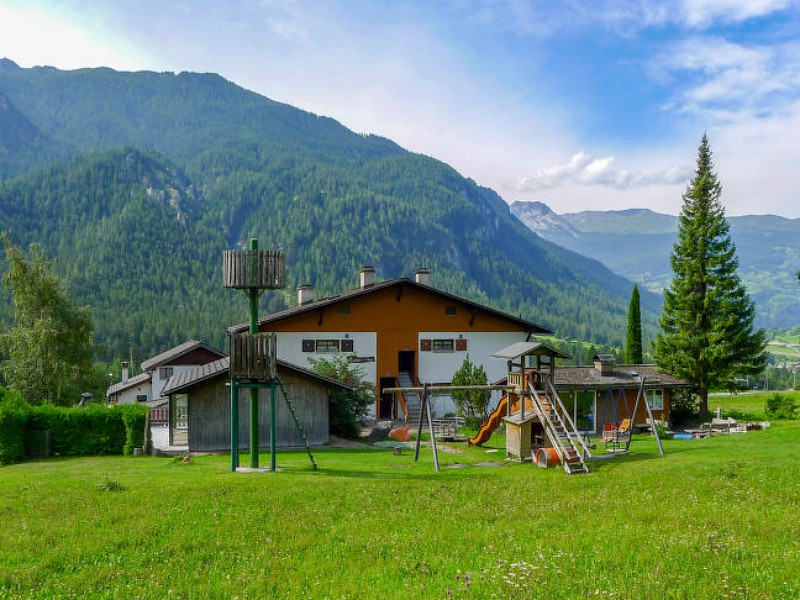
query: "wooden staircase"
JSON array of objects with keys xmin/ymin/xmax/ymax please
[
  {"xmin": 398, "ymin": 372, "xmax": 421, "ymax": 423},
  {"xmin": 528, "ymin": 380, "xmax": 591, "ymax": 474}
]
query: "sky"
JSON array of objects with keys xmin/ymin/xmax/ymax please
[{"xmin": 1, "ymin": 0, "xmax": 799, "ymax": 217}]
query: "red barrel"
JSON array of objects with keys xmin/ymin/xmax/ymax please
[{"xmin": 536, "ymin": 447, "xmax": 561, "ymax": 468}]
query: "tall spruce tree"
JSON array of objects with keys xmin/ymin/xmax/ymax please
[
  {"xmin": 625, "ymin": 284, "xmax": 643, "ymax": 364},
  {"xmin": 654, "ymin": 135, "xmax": 767, "ymax": 414}
]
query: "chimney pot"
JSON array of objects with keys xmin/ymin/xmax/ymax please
[
  {"xmin": 359, "ymin": 266, "xmax": 375, "ymax": 288},
  {"xmin": 298, "ymin": 284, "xmax": 314, "ymax": 305},
  {"xmin": 414, "ymin": 267, "xmax": 431, "ymax": 285}
]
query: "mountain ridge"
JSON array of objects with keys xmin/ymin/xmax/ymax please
[
  {"xmin": 511, "ymin": 200, "xmax": 800, "ymax": 329},
  {"xmin": 0, "ymin": 61, "xmax": 657, "ymax": 358}
]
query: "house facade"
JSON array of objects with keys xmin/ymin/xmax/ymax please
[
  {"xmin": 105, "ymin": 339, "xmax": 226, "ymax": 405},
  {"xmin": 553, "ymin": 355, "xmax": 688, "ymax": 436},
  {"xmin": 230, "ymin": 267, "xmax": 550, "ymax": 419},
  {"xmin": 161, "ymin": 357, "xmax": 351, "ymax": 451}
]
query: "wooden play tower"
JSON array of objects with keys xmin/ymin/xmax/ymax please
[
  {"xmin": 223, "ymin": 239, "xmax": 315, "ymax": 472},
  {"xmin": 490, "ymin": 341, "xmax": 592, "ymax": 474}
]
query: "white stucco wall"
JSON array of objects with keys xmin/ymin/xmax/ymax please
[
  {"xmin": 151, "ymin": 365, "xmax": 208, "ymax": 400},
  {"xmin": 275, "ymin": 331, "xmax": 378, "ymax": 386},
  {"xmin": 418, "ymin": 331, "xmax": 526, "ymax": 415}
]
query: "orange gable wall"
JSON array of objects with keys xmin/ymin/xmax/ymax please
[{"xmin": 259, "ymin": 283, "xmax": 528, "ymax": 383}]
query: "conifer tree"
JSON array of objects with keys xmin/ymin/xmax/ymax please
[
  {"xmin": 654, "ymin": 135, "xmax": 767, "ymax": 414},
  {"xmin": 625, "ymin": 284, "xmax": 643, "ymax": 364}
]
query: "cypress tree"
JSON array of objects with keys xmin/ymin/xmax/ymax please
[
  {"xmin": 625, "ymin": 284, "xmax": 643, "ymax": 364},
  {"xmin": 654, "ymin": 135, "xmax": 767, "ymax": 415}
]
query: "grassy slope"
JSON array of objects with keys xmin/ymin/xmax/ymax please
[{"xmin": 1, "ymin": 423, "xmax": 799, "ymax": 599}]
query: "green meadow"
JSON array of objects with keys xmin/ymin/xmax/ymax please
[{"xmin": 2, "ymin": 422, "xmax": 799, "ymax": 599}]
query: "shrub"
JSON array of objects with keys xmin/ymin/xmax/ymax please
[
  {"xmin": 27, "ymin": 404, "xmax": 126, "ymax": 456},
  {"xmin": 308, "ymin": 353, "xmax": 373, "ymax": 439},
  {"xmin": 765, "ymin": 393, "xmax": 798, "ymax": 420},
  {"xmin": 0, "ymin": 390, "xmax": 31, "ymax": 465},
  {"xmin": 118, "ymin": 404, "xmax": 150, "ymax": 455},
  {"xmin": 669, "ymin": 388, "xmax": 702, "ymax": 426}
]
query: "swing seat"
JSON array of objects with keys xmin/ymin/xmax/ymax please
[{"xmin": 603, "ymin": 418, "xmax": 631, "ymax": 452}]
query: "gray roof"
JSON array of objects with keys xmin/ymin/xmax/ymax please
[
  {"xmin": 106, "ymin": 372, "xmax": 151, "ymax": 396},
  {"xmin": 228, "ymin": 277, "xmax": 550, "ymax": 335},
  {"xmin": 553, "ymin": 364, "xmax": 688, "ymax": 390},
  {"xmin": 140, "ymin": 339, "xmax": 225, "ymax": 371},
  {"xmin": 491, "ymin": 341, "xmax": 571, "ymax": 360},
  {"xmin": 161, "ymin": 356, "xmax": 354, "ymax": 396}
]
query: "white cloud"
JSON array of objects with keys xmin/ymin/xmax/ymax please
[
  {"xmin": 652, "ymin": 36, "xmax": 800, "ymax": 123},
  {"xmin": 512, "ymin": 151, "xmax": 690, "ymax": 192},
  {"xmin": 0, "ymin": 3, "xmax": 153, "ymax": 71},
  {"xmin": 679, "ymin": 0, "xmax": 795, "ymax": 27}
]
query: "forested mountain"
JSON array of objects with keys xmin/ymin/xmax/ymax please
[
  {"xmin": 511, "ymin": 201, "xmax": 800, "ymax": 329},
  {"xmin": 0, "ymin": 59, "xmax": 656, "ymax": 359}
]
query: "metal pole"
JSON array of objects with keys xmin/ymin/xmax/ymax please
[
  {"xmin": 269, "ymin": 379, "xmax": 277, "ymax": 472},
  {"xmin": 424, "ymin": 384, "xmax": 440, "ymax": 473},
  {"xmin": 248, "ymin": 238, "xmax": 260, "ymax": 469},
  {"xmin": 230, "ymin": 379, "xmax": 239, "ymax": 471}
]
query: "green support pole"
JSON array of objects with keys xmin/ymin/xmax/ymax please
[
  {"xmin": 248, "ymin": 239, "xmax": 260, "ymax": 469},
  {"xmin": 270, "ymin": 379, "xmax": 277, "ymax": 472},
  {"xmin": 230, "ymin": 379, "xmax": 239, "ymax": 471}
]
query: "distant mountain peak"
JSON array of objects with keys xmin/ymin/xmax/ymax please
[{"xmin": 510, "ymin": 200, "xmax": 582, "ymax": 239}]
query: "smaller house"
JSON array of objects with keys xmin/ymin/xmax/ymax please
[
  {"xmin": 553, "ymin": 355, "xmax": 689, "ymax": 436},
  {"xmin": 162, "ymin": 356, "xmax": 352, "ymax": 451},
  {"xmin": 105, "ymin": 340, "xmax": 226, "ymax": 405}
]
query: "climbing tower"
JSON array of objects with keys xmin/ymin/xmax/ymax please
[{"xmin": 223, "ymin": 239, "xmax": 285, "ymax": 472}]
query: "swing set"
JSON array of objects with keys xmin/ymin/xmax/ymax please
[{"xmin": 595, "ymin": 375, "xmax": 665, "ymax": 456}]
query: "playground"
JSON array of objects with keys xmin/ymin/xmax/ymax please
[{"xmin": 1, "ymin": 419, "xmax": 798, "ymax": 599}]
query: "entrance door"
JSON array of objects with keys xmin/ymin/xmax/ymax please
[
  {"xmin": 379, "ymin": 377, "xmax": 396, "ymax": 420},
  {"xmin": 398, "ymin": 351, "xmax": 415, "ymax": 378}
]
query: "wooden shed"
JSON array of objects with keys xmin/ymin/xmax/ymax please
[{"xmin": 162, "ymin": 357, "xmax": 351, "ymax": 452}]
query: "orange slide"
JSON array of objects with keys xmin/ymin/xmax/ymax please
[{"xmin": 468, "ymin": 395, "xmax": 509, "ymax": 446}]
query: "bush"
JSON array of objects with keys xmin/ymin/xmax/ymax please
[
  {"xmin": 669, "ymin": 388, "xmax": 702, "ymax": 426},
  {"xmin": 0, "ymin": 390, "xmax": 31, "ymax": 465},
  {"xmin": 118, "ymin": 404, "xmax": 150, "ymax": 455},
  {"xmin": 308, "ymin": 353, "xmax": 373, "ymax": 439},
  {"xmin": 765, "ymin": 393, "xmax": 798, "ymax": 420},
  {"xmin": 27, "ymin": 404, "xmax": 126, "ymax": 456}
]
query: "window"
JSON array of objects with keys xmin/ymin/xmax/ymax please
[
  {"xmin": 174, "ymin": 394, "xmax": 188, "ymax": 430},
  {"xmin": 159, "ymin": 367, "xmax": 173, "ymax": 379},
  {"xmin": 444, "ymin": 306, "xmax": 457, "ymax": 316},
  {"xmin": 302, "ymin": 339, "xmax": 315, "ymax": 352},
  {"xmin": 646, "ymin": 389, "xmax": 664, "ymax": 411},
  {"xmin": 563, "ymin": 390, "xmax": 597, "ymax": 434},
  {"xmin": 315, "ymin": 339, "xmax": 340, "ymax": 353},
  {"xmin": 341, "ymin": 338, "xmax": 354, "ymax": 352},
  {"xmin": 432, "ymin": 339, "xmax": 454, "ymax": 352},
  {"xmin": 136, "ymin": 394, "xmax": 148, "ymax": 403}
]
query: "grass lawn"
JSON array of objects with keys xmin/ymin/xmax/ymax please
[
  {"xmin": 710, "ymin": 390, "xmax": 800, "ymax": 421},
  {"xmin": 2, "ymin": 422, "xmax": 799, "ymax": 599}
]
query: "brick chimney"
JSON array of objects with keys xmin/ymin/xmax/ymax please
[
  {"xmin": 359, "ymin": 266, "xmax": 375, "ymax": 288},
  {"xmin": 414, "ymin": 267, "xmax": 431, "ymax": 286},
  {"xmin": 593, "ymin": 354, "xmax": 616, "ymax": 376},
  {"xmin": 297, "ymin": 284, "xmax": 314, "ymax": 305}
]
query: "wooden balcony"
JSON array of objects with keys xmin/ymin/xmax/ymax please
[
  {"xmin": 229, "ymin": 332, "xmax": 278, "ymax": 381},
  {"xmin": 222, "ymin": 249, "xmax": 285, "ymax": 290}
]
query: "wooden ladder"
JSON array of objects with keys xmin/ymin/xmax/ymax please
[{"xmin": 529, "ymin": 381, "xmax": 591, "ymax": 474}]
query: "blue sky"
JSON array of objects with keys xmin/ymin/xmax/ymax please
[{"xmin": 1, "ymin": 0, "xmax": 799, "ymax": 217}]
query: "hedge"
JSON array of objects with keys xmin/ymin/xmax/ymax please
[
  {"xmin": 118, "ymin": 404, "xmax": 150, "ymax": 455},
  {"xmin": 0, "ymin": 398, "xmax": 30, "ymax": 465},
  {"xmin": 0, "ymin": 391, "xmax": 151, "ymax": 464}
]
